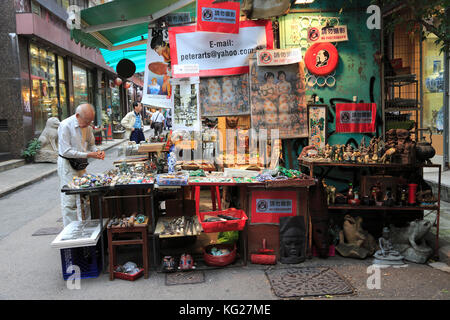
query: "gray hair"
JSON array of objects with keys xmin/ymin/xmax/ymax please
[{"xmin": 75, "ymin": 104, "xmax": 95, "ymax": 118}]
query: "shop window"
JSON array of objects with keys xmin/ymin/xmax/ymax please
[
  {"xmin": 30, "ymin": 44, "xmax": 58, "ymax": 135},
  {"xmin": 422, "ymin": 34, "xmax": 444, "ymax": 156},
  {"xmin": 73, "ymin": 64, "xmax": 88, "ymax": 110}
]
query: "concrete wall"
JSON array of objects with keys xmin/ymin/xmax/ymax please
[{"xmin": 0, "ymin": 0, "xmax": 25, "ymax": 157}]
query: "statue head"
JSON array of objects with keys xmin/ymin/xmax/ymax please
[{"xmin": 279, "ymin": 216, "xmax": 306, "ymax": 264}]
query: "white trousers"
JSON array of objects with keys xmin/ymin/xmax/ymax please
[{"xmin": 57, "ymin": 157, "xmax": 91, "ymax": 227}]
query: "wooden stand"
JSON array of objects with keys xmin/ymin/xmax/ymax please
[{"xmin": 107, "ymin": 220, "xmax": 149, "ymax": 280}]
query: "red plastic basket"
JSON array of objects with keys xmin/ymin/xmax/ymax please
[
  {"xmin": 203, "ymin": 244, "xmax": 236, "ymax": 267},
  {"xmin": 198, "ymin": 208, "xmax": 248, "ymax": 233},
  {"xmin": 113, "ymin": 267, "xmax": 144, "ymax": 281}
]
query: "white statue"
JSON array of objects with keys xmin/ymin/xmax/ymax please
[{"xmin": 35, "ymin": 117, "xmax": 60, "ymax": 163}]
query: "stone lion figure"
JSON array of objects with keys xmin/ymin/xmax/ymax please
[
  {"xmin": 389, "ymin": 219, "xmax": 433, "ymax": 264},
  {"xmin": 35, "ymin": 117, "xmax": 60, "ymax": 163}
]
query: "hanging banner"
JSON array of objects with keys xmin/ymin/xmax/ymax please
[
  {"xmin": 251, "ymin": 190, "xmax": 297, "ymax": 224},
  {"xmin": 141, "ymin": 28, "xmax": 172, "ymax": 108},
  {"xmin": 196, "ymin": 0, "xmax": 240, "ymax": 34},
  {"xmin": 257, "ymin": 48, "xmax": 302, "ymax": 66},
  {"xmin": 169, "ymin": 20, "xmax": 273, "ymax": 77},
  {"xmin": 307, "ymin": 25, "xmax": 348, "ymax": 43},
  {"xmin": 335, "ymin": 103, "xmax": 377, "ymax": 133}
]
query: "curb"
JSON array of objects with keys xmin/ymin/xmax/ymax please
[{"xmin": 0, "ymin": 139, "xmax": 127, "ymax": 199}]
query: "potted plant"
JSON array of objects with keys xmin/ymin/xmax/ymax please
[{"xmin": 22, "ymin": 138, "xmax": 41, "ymax": 163}]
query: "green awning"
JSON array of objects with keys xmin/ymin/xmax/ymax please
[{"xmin": 71, "ymin": 0, "xmax": 196, "ymax": 49}]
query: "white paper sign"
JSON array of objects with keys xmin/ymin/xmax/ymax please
[
  {"xmin": 169, "ymin": 20, "xmax": 273, "ymax": 76},
  {"xmin": 307, "ymin": 25, "xmax": 348, "ymax": 43},
  {"xmin": 172, "ymin": 64, "xmax": 200, "ymax": 78},
  {"xmin": 257, "ymin": 48, "xmax": 302, "ymax": 66}
]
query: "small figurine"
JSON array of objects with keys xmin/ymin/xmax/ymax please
[
  {"xmin": 343, "ymin": 144, "xmax": 353, "ymax": 162},
  {"xmin": 373, "ymin": 227, "xmax": 404, "ymax": 265}
]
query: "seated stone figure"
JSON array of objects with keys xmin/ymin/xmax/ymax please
[
  {"xmin": 335, "ymin": 215, "xmax": 378, "ymax": 259},
  {"xmin": 373, "ymin": 227, "xmax": 404, "ymax": 265},
  {"xmin": 389, "ymin": 220, "xmax": 433, "ymax": 264},
  {"xmin": 35, "ymin": 117, "xmax": 60, "ymax": 163}
]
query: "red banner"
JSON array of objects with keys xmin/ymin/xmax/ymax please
[
  {"xmin": 335, "ymin": 103, "xmax": 377, "ymax": 133},
  {"xmin": 251, "ymin": 191, "xmax": 297, "ymax": 224},
  {"xmin": 196, "ymin": 0, "xmax": 240, "ymax": 34}
]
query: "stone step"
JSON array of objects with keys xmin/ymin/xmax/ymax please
[{"xmin": 0, "ymin": 159, "xmax": 26, "ymax": 173}]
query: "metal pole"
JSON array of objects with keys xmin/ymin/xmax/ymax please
[{"xmin": 444, "ymin": 48, "xmax": 449, "ymax": 169}]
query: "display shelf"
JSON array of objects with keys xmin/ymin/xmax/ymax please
[
  {"xmin": 328, "ymin": 204, "xmax": 439, "ymax": 211},
  {"xmin": 299, "ymin": 158, "xmax": 442, "ymax": 258}
]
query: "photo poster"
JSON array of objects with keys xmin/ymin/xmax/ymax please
[
  {"xmin": 308, "ymin": 105, "xmax": 327, "ymax": 150},
  {"xmin": 199, "ymin": 73, "xmax": 250, "ymax": 117},
  {"xmin": 141, "ymin": 28, "xmax": 172, "ymax": 108},
  {"xmin": 249, "ymin": 59, "xmax": 308, "ymax": 139},
  {"xmin": 171, "ymin": 77, "xmax": 201, "ymax": 132}
]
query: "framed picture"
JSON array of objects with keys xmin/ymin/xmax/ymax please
[
  {"xmin": 308, "ymin": 104, "xmax": 327, "ymax": 150},
  {"xmin": 249, "ymin": 58, "xmax": 308, "ymax": 139}
]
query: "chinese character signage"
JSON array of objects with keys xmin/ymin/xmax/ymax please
[
  {"xmin": 251, "ymin": 190, "xmax": 297, "ymax": 224},
  {"xmin": 169, "ymin": 20, "xmax": 273, "ymax": 77},
  {"xmin": 257, "ymin": 48, "xmax": 302, "ymax": 66},
  {"xmin": 196, "ymin": 0, "xmax": 240, "ymax": 34},
  {"xmin": 335, "ymin": 103, "xmax": 377, "ymax": 133},
  {"xmin": 307, "ymin": 25, "xmax": 348, "ymax": 43}
]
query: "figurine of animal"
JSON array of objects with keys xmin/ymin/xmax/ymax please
[{"xmin": 389, "ymin": 220, "xmax": 433, "ymax": 263}]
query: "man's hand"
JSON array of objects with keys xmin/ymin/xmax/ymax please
[
  {"xmin": 131, "ymin": 128, "xmax": 135, "ymax": 131},
  {"xmin": 88, "ymin": 150, "xmax": 105, "ymax": 160}
]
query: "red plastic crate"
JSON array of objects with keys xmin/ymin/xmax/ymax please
[
  {"xmin": 113, "ymin": 267, "xmax": 144, "ymax": 281},
  {"xmin": 198, "ymin": 208, "xmax": 248, "ymax": 233}
]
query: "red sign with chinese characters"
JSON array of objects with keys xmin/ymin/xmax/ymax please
[
  {"xmin": 196, "ymin": 0, "xmax": 240, "ymax": 34},
  {"xmin": 335, "ymin": 103, "xmax": 377, "ymax": 133},
  {"xmin": 251, "ymin": 190, "xmax": 297, "ymax": 224}
]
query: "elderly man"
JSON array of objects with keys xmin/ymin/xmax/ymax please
[{"xmin": 58, "ymin": 104, "xmax": 105, "ymax": 227}]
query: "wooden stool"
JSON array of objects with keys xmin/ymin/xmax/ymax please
[
  {"xmin": 107, "ymin": 220, "xmax": 149, "ymax": 280},
  {"xmin": 191, "ymin": 185, "xmax": 221, "ymax": 216}
]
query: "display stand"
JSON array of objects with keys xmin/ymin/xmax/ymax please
[
  {"xmin": 107, "ymin": 217, "xmax": 149, "ymax": 280},
  {"xmin": 298, "ymin": 159, "xmax": 442, "ymax": 257},
  {"xmin": 61, "ymin": 183, "xmax": 156, "ymax": 274}
]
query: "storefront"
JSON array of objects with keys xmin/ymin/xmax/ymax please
[{"xmin": 55, "ymin": 0, "xmax": 442, "ymax": 288}]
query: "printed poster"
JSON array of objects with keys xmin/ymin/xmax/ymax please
[
  {"xmin": 196, "ymin": 0, "xmax": 240, "ymax": 34},
  {"xmin": 199, "ymin": 74, "xmax": 250, "ymax": 117},
  {"xmin": 169, "ymin": 20, "xmax": 273, "ymax": 77},
  {"xmin": 171, "ymin": 77, "xmax": 201, "ymax": 132},
  {"xmin": 251, "ymin": 190, "xmax": 297, "ymax": 224},
  {"xmin": 335, "ymin": 103, "xmax": 376, "ymax": 133},
  {"xmin": 142, "ymin": 28, "xmax": 172, "ymax": 108},
  {"xmin": 249, "ymin": 59, "xmax": 308, "ymax": 139}
]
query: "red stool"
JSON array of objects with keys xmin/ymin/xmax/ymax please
[{"xmin": 191, "ymin": 186, "xmax": 221, "ymax": 216}]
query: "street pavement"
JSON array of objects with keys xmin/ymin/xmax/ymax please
[{"xmin": 0, "ymin": 129, "xmax": 449, "ymax": 300}]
